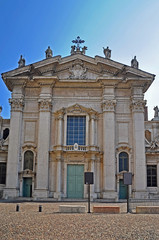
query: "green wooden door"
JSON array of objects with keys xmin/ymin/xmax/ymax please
[
  {"xmin": 67, "ymin": 165, "xmax": 84, "ymax": 198},
  {"xmin": 23, "ymin": 178, "xmax": 32, "ymax": 197},
  {"xmin": 119, "ymin": 179, "xmax": 127, "ymax": 199}
]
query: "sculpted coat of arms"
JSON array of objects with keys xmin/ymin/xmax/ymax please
[{"xmin": 69, "ymin": 60, "xmax": 87, "ymax": 79}]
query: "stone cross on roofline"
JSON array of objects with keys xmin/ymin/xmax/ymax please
[
  {"xmin": 72, "ymin": 36, "xmax": 85, "ymax": 51},
  {"xmin": 71, "ymin": 36, "xmax": 87, "ymax": 55}
]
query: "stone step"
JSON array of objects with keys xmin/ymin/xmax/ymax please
[
  {"xmin": 136, "ymin": 206, "xmax": 159, "ymax": 214},
  {"xmin": 59, "ymin": 205, "xmax": 86, "ymax": 213},
  {"xmin": 93, "ymin": 206, "xmax": 120, "ymax": 214}
]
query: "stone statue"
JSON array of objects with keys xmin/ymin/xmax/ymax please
[
  {"xmin": 131, "ymin": 56, "xmax": 139, "ymax": 69},
  {"xmin": 103, "ymin": 47, "xmax": 111, "ymax": 59},
  {"xmin": 154, "ymin": 106, "xmax": 159, "ymax": 118},
  {"xmin": 45, "ymin": 46, "xmax": 53, "ymax": 59},
  {"xmin": 71, "ymin": 45, "xmax": 76, "ymax": 55},
  {"xmin": 18, "ymin": 55, "xmax": 25, "ymax": 68},
  {"xmin": 82, "ymin": 46, "xmax": 87, "ymax": 55}
]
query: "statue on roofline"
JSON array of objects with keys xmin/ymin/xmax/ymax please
[
  {"xmin": 154, "ymin": 106, "xmax": 159, "ymax": 118},
  {"xmin": 82, "ymin": 46, "xmax": 87, "ymax": 55},
  {"xmin": 103, "ymin": 47, "xmax": 111, "ymax": 59},
  {"xmin": 71, "ymin": 45, "xmax": 76, "ymax": 55},
  {"xmin": 18, "ymin": 55, "xmax": 25, "ymax": 68},
  {"xmin": 45, "ymin": 46, "xmax": 53, "ymax": 59},
  {"xmin": 131, "ymin": 56, "xmax": 139, "ymax": 69}
]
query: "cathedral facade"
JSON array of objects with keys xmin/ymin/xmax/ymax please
[{"xmin": 0, "ymin": 38, "xmax": 159, "ymax": 201}]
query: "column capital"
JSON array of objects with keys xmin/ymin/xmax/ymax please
[
  {"xmin": 89, "ymin": 110, "xmax": 97, "ymax": 120},
  {"xmin": 9, "ymin": 97, "xmax": 24, "ymax": 112},
  {"xmin": 130, "ymin": 99, "xmax": 146, "ymax": 112},
  {"xmin": 38, "ymin": 98, "xmax": 52, "ymax": 112},
  {"xmin": 102, "ymin": 99, "xmax": 116, "ymax": 112},
  {"xmin": 55, "ymin": 108, "xmax": 65, "ymax": 120}
]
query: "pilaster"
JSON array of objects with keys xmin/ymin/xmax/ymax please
[
  {"xmin": 131, "ymin": 91, "xmax": 148, "ymax": 198},
  {"xmin": 102, "ymin": 84, "xmax": 117, "ymax": 200},
  {"xmin": 3, "ymin": 90, "xmax": 24, "ymax": 198},
  {"xmin": 34, "ymin": 84, "xmax": 53, "ymax": 198}
]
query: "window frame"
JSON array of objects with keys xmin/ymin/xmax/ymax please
[
  {"xmin": 119, "ymin": 152, "xmax": 129, "ymax": 172},
  {"xmin": 64, "ymin": 113, "xmax": 89, "ymax": 146},
  {"xmin": 147, "ymin": 165, "xmax": 157, "ymax": 187},
  {"xmin": 66, "ymin": 115, "xmax": 86, "ymax": 146},
  {"xmin": 23, "ymin": 150, "xmax": 34, "ymax": 171},
  {"xmin": 0, "ymin": 162, "xmax": 6, "ymax": 185}
]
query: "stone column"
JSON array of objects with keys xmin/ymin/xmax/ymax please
[
  {"xmin": 90, "ymin": 154, "xmax": 97, "ymax": 199},
  {"xmin": 34, "ymin": 93, "xmax": 52, "ymax": 198},
  {"xmin": 131, "ymin": 96, "xmax": 147, "ymax": 198},
  {"xmin": 54, "ymin": 154, "xmax": 62, "ymax": 200},
  {"xmin": 102, "ymin": 98, "xmax": 117, "ymax": 199},
  {"xmin": 89, "ymin": 111, "xmax": 96, "ymax": 150},
  {"xmin": 95, "ymin": 156, "xmax": 101, "ymax": 197},
  {"xmin": 3, "ymin": 94, "xmax": 24, "ymax": 198},
  {"xmin": 56, "ymin": 110, "xmax": 64, "ymax": 148}
]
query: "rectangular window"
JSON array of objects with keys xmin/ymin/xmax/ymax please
[
  {"xmin": 67, "ymin": 116, "xmax": 86, "ymax": 145},
  {"xmin": 0, "ymin": 163, "xmax": 6, "ymax": 184},
  {"xmin": 147, "ymin": 165, "xmax": 157, "ymax": 187}
]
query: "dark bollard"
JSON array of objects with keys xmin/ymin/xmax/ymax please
[
  {"xmin": 39, "ymin": 205, "xmax": 42, "ymax": 212},
  {"xmin": 16, "ymin": 204, "xmax": 19, "ymax": 212}
]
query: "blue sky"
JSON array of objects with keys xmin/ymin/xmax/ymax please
[{"xmin": 0, "ymin": 0, "xmax": 159, "ymax": 119}]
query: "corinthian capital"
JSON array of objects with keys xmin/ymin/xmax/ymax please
[
  {"xmin": 38, "ymin": 98, "xmax": 52, "ymax": 111},
  {"xmin": 130, "ymin": 99, "xmax": 146, "ymax": 112},
  {"xmin": 9, "ymin": 97, "xmax": 24, "ymax": 111},
  {"xmin": 102, "ymin": 99, "xmax": 116, "ymax": 112}
]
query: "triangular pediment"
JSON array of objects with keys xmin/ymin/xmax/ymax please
[
  {"xmin": 55, "ymin": 104, "xmax": 97, "ymax": 116},
  {"xmin": 2, "ymin": 53, "xmax": 155, "ymax": 91}
]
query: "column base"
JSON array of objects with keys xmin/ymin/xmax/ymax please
[
  {"xmin": 102, "ymin": 191, "xmax": 118, "ymax": 201},
  {"xmin": 33, "ymin": 189, "xmax": 48, "ymax": 199},
  {"xmin": 54, "ymin": 192, "xmax": 62, "ymax": 200},
  {"xmin": 3, "ymin": 188, "xmax": 19, "ymax": 199}
]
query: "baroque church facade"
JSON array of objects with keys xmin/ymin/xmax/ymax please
[{"xmin": 0, "ymin": 37, "xmax": 159, "ymax": 201}]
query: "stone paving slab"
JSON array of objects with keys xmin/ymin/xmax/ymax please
[{"xmin": 0, "ymin": 202, "xmax": 159, "ymax": 240}]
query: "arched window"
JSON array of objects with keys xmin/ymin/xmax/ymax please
[
  {"xmin": 145, "ymin": 130, "xmax": 151, "ymax": 142},
  {"xmin": 3, "ymin": 128, "xmax": 9, "ymax": 140},
  {"xmin": 24, "ymin": 151, "xmax": 33, "ymax": 171},
  {"xmin": 119, "ymin": 152, "xmax": 128, "ymax": 172}
]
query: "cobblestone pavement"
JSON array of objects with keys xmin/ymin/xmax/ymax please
[{"xmin": 0, "ymin": 202, "xmax": 158, "ymax": 240}]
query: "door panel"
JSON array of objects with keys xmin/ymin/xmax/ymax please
[
  {"xmin": 67, "ymin": 165, "xmax": 84, "ymax": 198},
  {"xmin": 119, "ymin": 179, "xmax": 127, "ymax": 199},
  {"xmin": 23, "ymin": 178, "xmax": 32, "ymax": 197}
]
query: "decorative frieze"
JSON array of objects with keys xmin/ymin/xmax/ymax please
[
  {"xmin": 130, "ymin": 99, "xmax": 146, "ymax": 112},
  {"xmin": 38, "ymin": 98, "xmax": 52, "ymax": 111},
  {"xmin": 9, "ymin": 98, "xmax": 24, "ymax": 111},
  {"xmin": 102, "ymin": 99, "xmax": 116, "ymax": 112}
]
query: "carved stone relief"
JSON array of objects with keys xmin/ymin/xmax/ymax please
[{"xmin": 69, "ymin": 60, "xmax": 87, "ymax": 79}]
